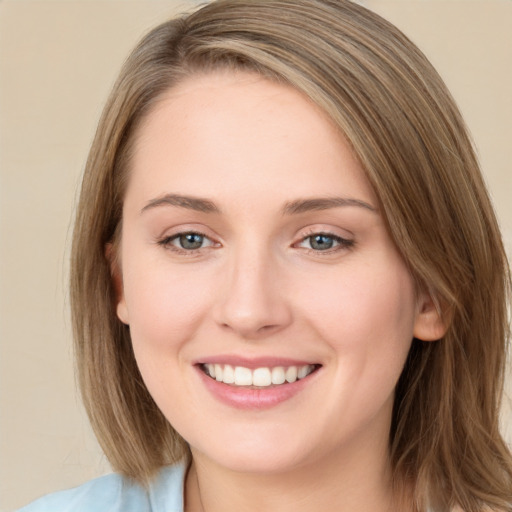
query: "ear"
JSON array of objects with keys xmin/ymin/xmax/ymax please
[
  {"xmin": 413, "ymin": 289, "xmax": 448, "ymax": 342},
  {"xmin": 105, "ymin": 242, "xmax": 129, "ymax": 325}
]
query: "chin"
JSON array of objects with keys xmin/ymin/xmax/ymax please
[{"xmin": 189, "ymin": 429, "xmax": 319, "ymax": 475}]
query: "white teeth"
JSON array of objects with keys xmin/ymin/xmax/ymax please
[
  {"xmin": 285, "ymin": 366, "xmax": 298, "ymax": 383},
  {"xmin": 234, "ymin": 366, "xmax": 253, "ymax": 386},
  {"xmin": 253, "ymin": 368, "xmax": 271, "ymax": 387},
  {"xmin": 297, "ymin": 365, "xmax": 310, "ymax": 379},
  {"xmin": 222, "ymin": 364, "xmax": 235, "ymax": 384},
  {"xmin": 203, "ymin": 363, "xmax": 316, "ymax": 387},
  {"xmin": 271, "ymin": 366, "xmax": 286, "ymax": 385}
]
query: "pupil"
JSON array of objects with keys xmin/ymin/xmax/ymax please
[
  {"xmin": 180, "ymin": 233, "xmax": 203, "ymax": 249},
  {"xmin": 311, "ymin": 235, "xmax": 333, "ymax": 250}
]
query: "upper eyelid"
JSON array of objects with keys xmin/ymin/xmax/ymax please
[
  {"xmin": 157, "ymin": 224, "xmax": 218, "ymax": 240},
  {"xmin": 300, "ymin": 232, "xmax": 349, "ymax": 241},
  {"xmin": 297, "ymin": 225, "xmax": 354, "ymax": 240}
]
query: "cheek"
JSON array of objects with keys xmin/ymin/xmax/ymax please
[
  {"xmin": 297, "ymin": 260, "xmax": 417, "ymax": 428},
  {"xmin": 121, "ymin": 255, "xmax": 216, "ymax": 355},
  {"xmin": 300, "ymin": 261, "xmax": 416, "ymax": 335},
  {"xmin": 121, "ymin": 260, "xmax": 219, "ymax": 414},
  {"xmin": 296, "ymin": 258, "xmax": 417, "ymax": 379}
]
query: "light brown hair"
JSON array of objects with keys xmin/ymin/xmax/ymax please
[{"xmin": 70, "ymin": 1, "xmax": 512, "ymax": 510}]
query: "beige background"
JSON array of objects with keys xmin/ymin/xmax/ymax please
[{"xmin": 1, "ymin": 1, "xmax": 511, "ymax": 510}]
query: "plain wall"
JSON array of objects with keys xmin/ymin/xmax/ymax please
[{"xmin": 0, "ymin": 1, "xmax": 510, "ymax": 510}]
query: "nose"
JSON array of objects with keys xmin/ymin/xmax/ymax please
[{"xmin": 213, "ymin": 245, "xmax": 293, "ymax": 340}]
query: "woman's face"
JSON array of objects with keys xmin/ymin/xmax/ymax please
[{"xmin": 115, "ymin": 71, "xmax": 438, "ymax": 475}]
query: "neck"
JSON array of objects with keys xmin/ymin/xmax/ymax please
[{"xmin": 185, "ymin": 436, "xmax": 401, "ymax": 512}]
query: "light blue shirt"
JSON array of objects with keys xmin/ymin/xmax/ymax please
[{"xmin": 17, "ymin": 463, "xmax": 186, "ymax": 512}]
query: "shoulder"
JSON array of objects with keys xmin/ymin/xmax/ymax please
[
  {"xmin": 17, "ymin": 463, "xmax": 186, "ymax": 512},
  {"xmin": 17, "ymin": 473, "xmax": 137, "ymax": 512}
]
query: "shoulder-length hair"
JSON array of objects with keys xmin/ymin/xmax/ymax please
[{"xmin": 70, "ymin": 1, "xmax": 512, "ymax": 510}]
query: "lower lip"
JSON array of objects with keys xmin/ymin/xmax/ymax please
[{"xmin": 196, "ymin": 366, "xmax": 319, "ymax": 410}]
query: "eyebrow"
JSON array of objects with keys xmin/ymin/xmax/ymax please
[
  {"xmin": 282, "ymin": 197, "xmax": 377, "ymax": 215},
  {"xmin": 141, "ymin": 194, "xmax": 221, "ymax": 214},
  {"xmin": 141, "ymin": 193, "xmax": 377, "ymax": 216}
]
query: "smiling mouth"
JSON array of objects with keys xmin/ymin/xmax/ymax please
[{"xmin": 200, "ymin": 363, "xmax": 321, "ymax": 387}]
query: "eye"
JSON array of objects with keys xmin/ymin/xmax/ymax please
[
  {"xmin": 176, "ymin": 233, "xmax": 208, "ymax": 250},
  {"xmin": 297, "ymin": 233, "xmax": 354, "ymax": 252},
  {"xmin": 159, "ymin": 232, "xmax": 216, "ymax": 251}
]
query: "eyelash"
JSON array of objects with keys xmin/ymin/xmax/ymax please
[
  {"xmin": 157, "ymin": 231, "xmax": 355, "ymax": 256},
  {"xmin": 296, "ymin": 232, "xmax": 355, "ymax": 255},
  {"xmin": 157, "ymin": 231, "xmax": 216, "ymax": 256}
]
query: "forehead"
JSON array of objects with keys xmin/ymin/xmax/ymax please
[{"xmin": 127, "ymin": 70, "xmax": 377, "ymax": 208}]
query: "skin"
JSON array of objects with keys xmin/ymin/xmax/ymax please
[{"xmin": 114, "ymin": 71, "xmax": 445, "ymax": 512}]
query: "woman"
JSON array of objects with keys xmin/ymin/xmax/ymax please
[{"xmin": 19, "ymin": 0, "xmax": 512, "ymax": 511}]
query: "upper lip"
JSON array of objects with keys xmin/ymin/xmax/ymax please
[{"xmin": 195, "ymin": 355, "xmax": 320, "ymax": 369}]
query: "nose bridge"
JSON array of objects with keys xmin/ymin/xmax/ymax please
[{"xmin": 215, "ymin": 237, "xmax": 291, "ymax": 338}]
